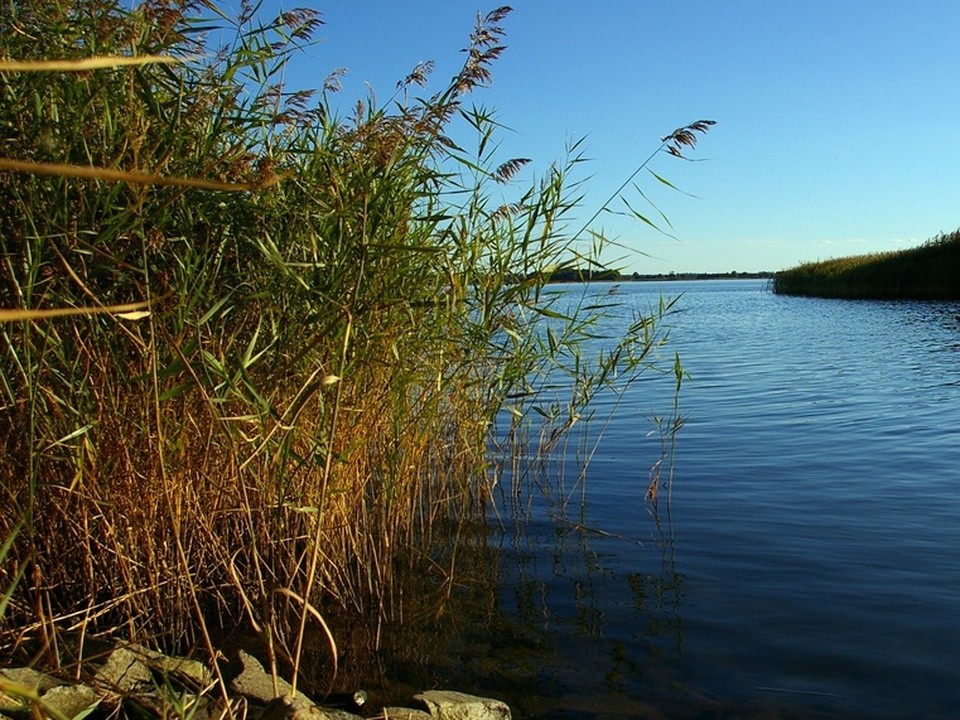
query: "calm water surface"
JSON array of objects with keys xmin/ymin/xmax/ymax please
[{"xmin": 378, "ymin": 280, "xmax": 960, "ymax": 719}]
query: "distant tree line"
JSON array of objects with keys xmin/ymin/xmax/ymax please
[{"xmin": 539, "ymin": 268, "xmax": 774, "ymax": 283}]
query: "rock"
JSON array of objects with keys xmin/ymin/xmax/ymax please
[
  {"xmin": 94, "ymin": 646, "xmax": 154, "ymax": 695},
  {"xmin": 321, "ymin": 710, "xmax": 363, "ymax": 720},
  {"xmin": 0, "ymin": 668, "xmax": 61, "ymax": 694},
  {"xmin": 0, "ymin": 643, "xmax": 510, "ymax": 720},
  {"xmin": 41, "ymin": 684, "xmax": 99, "ymax": 720},
  {"xmin": 257, "ymin": 695, "xmax": 332, "ymax": 720},
  {"xmin": 228, "ymin": 652, "xmax": 344, "ymax": 720},
  {"xmin": 0, "ymin": 669, "xmax": 98, "ymax": 720},
  {"xmin": 378, "ymin": 708, "xmax": 432, "ymax": 720},
  {"xmin": 124, "ymin": 644, "xmax": 212, "ymax": 688},
  {"xmin": 413, "ymin": 691, "xmax": 511, "ymax": 720},
  {"xmin": 0, "ymin": 671, "xmax": 34, "ymax": 719},
  {"xmin": 228, "ymin": 651, "xmax": 313, "ymax": 707}
]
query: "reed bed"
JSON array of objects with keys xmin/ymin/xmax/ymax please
[
  {"xmin": 772, "ymin": 229, "xmax": 960, "ymax": 299},
  {"xmin": 0, "ymin": 0, "xmax": 710, "ymax": 693}
]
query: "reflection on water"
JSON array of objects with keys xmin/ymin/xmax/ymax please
[
  {"xmin": 328, "ymin": 500, "xmax": 693, "ymax": 719},
  {"xmin": 329, "ymin": 493, "xmax": 841, "ymax": 720},
  {"xmin": 321, "ymin": 281, "xmax": 960, "ymax": 720},
  {"xmin": 327, "ymin": 476, "xmax": 825, "ymax": 719}
]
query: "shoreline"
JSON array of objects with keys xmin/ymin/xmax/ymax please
[
  {"xmin": 545, "ymin": 270, "xmax": 775, "ymax": 284},
  {"xmin": 0, "ymin": 641, "xmax": 512, "ymax": 720}
]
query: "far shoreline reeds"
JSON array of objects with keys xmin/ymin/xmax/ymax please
[{"xmin": 773, "ymin": 229, "xmax": 960, "ymax": 300}]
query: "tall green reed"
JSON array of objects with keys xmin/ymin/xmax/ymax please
[{"xmin": 0, "ymin": 0, "xmax": 711, "ymax": 696}]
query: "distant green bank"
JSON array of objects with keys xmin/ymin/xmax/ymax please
[
  {"xmin": 545, "ymin": 269, "xmax": 774, "ymax": 283},
  {"xmin": 773, "ymin": 230, "xmax": 960, "ymax": 300}
]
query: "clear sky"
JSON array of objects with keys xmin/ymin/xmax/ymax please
[{"xmin": 252, "ymin": 1, "xmax": 960, "ymax": 273}]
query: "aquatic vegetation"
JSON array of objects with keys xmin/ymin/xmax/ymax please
[
  {"xmin": 773, "ymin": 229, "xmax": 960, "ymax": 299},
  {"xmin": 0, "ymin": 0, "xmax": 710, "ymax": 697}
]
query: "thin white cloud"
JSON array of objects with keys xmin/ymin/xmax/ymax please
[{"xmin": 742, "ymin": 238, "xmax": 783, "ymax": 246}]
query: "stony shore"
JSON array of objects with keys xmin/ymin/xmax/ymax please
[{"xmin": 0, "ymin": 643, "xmax": 510, "ymax": 720}]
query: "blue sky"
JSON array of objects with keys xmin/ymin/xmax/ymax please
[{"xmin": 252, "ymin": 1, "xmax": 960, "ymax": 273}]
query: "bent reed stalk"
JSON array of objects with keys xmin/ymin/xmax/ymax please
[{"xmin": 0, "ymin": 0, "xmax": 711, "ymax": 693}]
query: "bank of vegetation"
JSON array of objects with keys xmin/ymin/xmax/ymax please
[
  {"xmin": 0, "ymin": 0, "xmax": 710, "ymax": 700},
  {"xmin": 772, "ymin": 230, "xmax": 960, "ymax": 300},
  {"xmin": 549, "ymin": 267, "xmax": 774, "ymax": 283},
  {"xmin": 539, "ymin": 269, "xmax": 773, "ymax": 283}
]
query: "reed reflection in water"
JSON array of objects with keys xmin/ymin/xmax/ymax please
[{"xmin": 326, "ymin": 280, "xmax": 960, "ymax": 720}]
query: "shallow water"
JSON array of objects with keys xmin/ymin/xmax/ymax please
[{"xmin": 368, "ymin": 279, "xmax": 960, "ymax": 719}]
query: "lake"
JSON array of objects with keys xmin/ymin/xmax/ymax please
[{"xmin": 369, "ymin": 279, "xmax": 960, "ymax": 719}]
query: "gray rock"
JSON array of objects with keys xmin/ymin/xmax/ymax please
[
  {"xmin": 0, "ymin": 668, "xmax": 62, "ymax": 694},
  {"xmin": 257, "ymin": 695, "xmax": 331, "ymax": 720},
  {"xmin": 229, "ymin": 651, "xmax": 313, "ymax": 707},
  {"xmin": 0, "ymin": 645, "xmax": 511, "ymax": 720},
  {"xmin": 123, "ymin": 644, "xmax": 212, "ymax": 688},
  {"xmin": 0, "ymin": 680, "xmax": 29, "ymax": 718},
  {"xmin": 378, "ymin": 708, "xmax": 432, "ymax": 720},
  {"xmin": 41, "ymin": 684, "xmax": 99, "ymax": 720},
  {"xmin": 413, "ymin": 691, "xmax": 511, "ymax": 720},
  {"xmin": 321, "ymin": 709, "xmax": 363, "ymax": 720},
  {"xmin": 0, "ymin": 670, "xmax": 98, "ymax": 720},
  {"xmin": 94, "ymin": 646, "xmax": 154, "ymax": 695}
]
